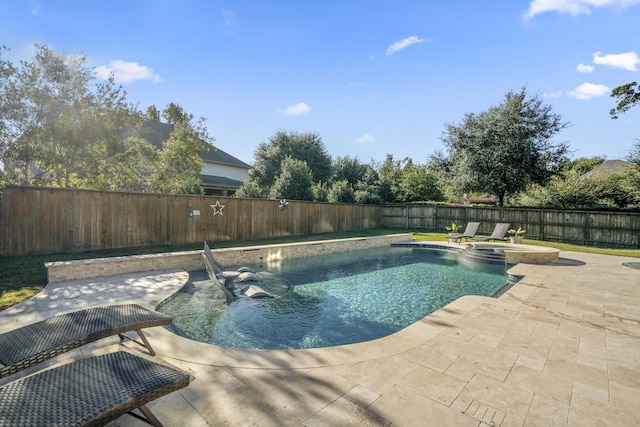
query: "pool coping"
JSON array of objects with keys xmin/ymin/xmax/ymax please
[{"xmin": 392, "ymin": 240, "xmax": 560, "ymax": 264}]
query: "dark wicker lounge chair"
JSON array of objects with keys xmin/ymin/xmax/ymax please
[
  {"xmin": 0, "ymin": 351, "xmax": 190, "ymax": 426},
  {"xmin": 0, "ymin": 304, "xmax": 172, "ymax": 379},
  {"xmin": 471, "ymin": 222, "xmax": 511, "ymax": 242},
  {"xmin": 203, "ymin": 241, "xmax": 255, "ymax": 276},
  {"xmin": 447, "ymin": 221, "xmax": 481, "ymax": 242}
]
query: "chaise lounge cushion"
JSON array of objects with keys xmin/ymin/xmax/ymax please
[
  {"xmin": 0, "ymin": 351, "xmax": 190, "ymax": 426},
  {"xmin": 0, "ymin": 304, "xmax": 172, "ymax": 379}
]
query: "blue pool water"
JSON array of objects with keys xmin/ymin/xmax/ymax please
[{"xmin": 158, "ymin": 246, "xmax": 515, "ymax": 350}]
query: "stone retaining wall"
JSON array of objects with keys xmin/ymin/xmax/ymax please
[{"xmin": 45, "ymin": 234, "xmax": 412, "ymax": 282}]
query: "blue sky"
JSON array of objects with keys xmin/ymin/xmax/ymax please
[{"xmin": 1, "ymin": 1, "xmax": 639, "ymax": 165}]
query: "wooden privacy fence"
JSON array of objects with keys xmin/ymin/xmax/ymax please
[
  {"xmin": 382, "ymin": 205, "xmax": 640, "ymax": 248},
  {"xmin": 2, "ymin": 186, "xmax": 638, "ymax": 255},
  {"xmin": 0, "ymin": 186, "xmax": 382, "ymax": 256}
]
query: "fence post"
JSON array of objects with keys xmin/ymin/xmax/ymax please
[
  {"xmin": 434, "ymin": 205, "xmax": 438, "ymax": 232},
  {"xmin": 584, "ymin": 211, "xmax": 590, "ymax": 246},
  {"xmin": 405, "ymin": 206, "xmax": 409, "ymax": 229}
]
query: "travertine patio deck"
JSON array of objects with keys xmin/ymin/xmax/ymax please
[{"xmin": 1, "ymin": 244, "xmax": 639, "ymax": 426}]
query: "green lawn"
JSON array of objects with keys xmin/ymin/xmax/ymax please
[{"xmin": 1, "ymin": 229, "xmax": 638, "ymax": 312}]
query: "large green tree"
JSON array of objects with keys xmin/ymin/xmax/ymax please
[
  {"xmin": 440, "ymin": 88, "xmax": 570, "ymax": 206},
  {"xmin": 332, "ymin": 155, "xmax": 368, "ymax": 186},
  {"xmin": 375, "ymin": 154, "xmax": 403, "ymax": 203},
  {"xmin": 610, "ymin": 82, "xmax": 640, "ymax": 119},
  {"xmin": 269, "ymin": 156, "xmax": 314, "ymax": 201},
  {"xmin": 0, "ymin": 45, "xmax": 46, "ymax": 184},
  {"xmin": 148, "ymin": 106, "xmax": 213, "ymax": 194},
  {"xmin": 397, "ymin": 160, "xmax": 444, "ymax": 203},
  {"xmin": 248, "ymin": 131, "xmax": 332, "ymax": 189},
  {"xmin": 0, "ymin": 44, "xmax": 153, "ymax": 190},
  {"xmin": 627, "ymin": 138, "xmax": 640, "ymax": 168}
]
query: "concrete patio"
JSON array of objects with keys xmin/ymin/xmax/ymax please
[{"xmin": 1, "ymin": 244, "xmax": 639, "ymax": 426}]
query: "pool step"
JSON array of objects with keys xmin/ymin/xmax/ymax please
[{"xmin": 460, "ymin": 247, "xmax": 506, "ymax": 264}]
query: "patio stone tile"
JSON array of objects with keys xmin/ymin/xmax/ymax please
[
  {"xmin": 544, "ymin": 359, "xmax": 608, "ymax": 391},
  {"xmin": 440, "ymin": 324, "xmax": 479, "ymax": 342},
  {"xmin": 567, "ymin": 394, "xmax": 624, "ymax": 427},
  {"xmin": 279, "ymin": 366, "xmax": 357, "ymax": 409},
  {"xmin": 487, "ymin": 302, "xmax": 523, "ymax": 316},
  {"xmin": 441, "ymin": 338, "xmax": 519, "ymax": 374},
  {"xmin": 466, "ymin": 303, "xmax": 492, "ymax": 318},
  {"xmin": 340, "ymin": 359, "xmax": 408, "ymax": 395},
  {"xmin": 547, "ymin": 332, "xmax": 581, "ymax": 354},
  {"xmin": 469, "ymin": 326, "xmax": 508, "ymax": 348},
  {"xmin": 571, "ymin": 381, "xmax": 609, "ymax": 404},
  {"xmin": 171, "ymin": 364, "xmax": 245, "ymax": 405},
  {"xmin": 344, "ymin": 384, "xmax": 380, "ymax": 407},
  {"xmin": 607, "ymin": 361, "xmax": 640, "ymax": 389},
  {"xmin": 497, "ymin": 330, "xmax": 553, "ymax": 361},
  {"xmin": 398, "ymin": 365, "xmax": 467, "ymax": 406},
  {"xmin": 301, "ymin": 396, "xmax": 391, "ymax": 427},
  {"xmin": 576, "ymin": 339, "xmax": 615, "ymax": 370},
  {"xmin": 480, "ymin": 310, "xmax": 538, "ymax": 335},
  {"xmin": 609, "ymin": 381, "xmax": 640, "ymax": 418},
  {"xmin": 557, "ymin": 317, "xmax": 605, "ymax": 343},
  {"xmin": 515, "ymin": 354, "xmax": 546, "ymax": 371},
  {"xmin": 144, "ymin": 393, "xmax": 209, "ymax": 427},
  {"xmin": 523, "ymin": 393, "xmax": 569, "ymax": 427},
  {"xmin": 446, "ymin": 356, "xmax": 510, "ymax": 382},
  {"xmin": 505, "ymin": 364, "xmax": 573, "ymax": 404},
  {"xmin": 197, "ymin": 379, "xmax": 317, "ymax": 426},
  {"xmin": 605, "ymin": 329, "xmax": 640, "ymax": 353},
  {"xmin": 529, "ymin": 320, "xmax": 561, "ymax": 339},
  {"xmin": 397, "ymin": 342, "xmax": 459, "ymax": 372},
  {"xmin": 370, "ymin": 384, "xmax": 478, "ymax": 427},
  {"xmin": 519, "ymin": 306, "xmax": 562, "ymax": 326}
]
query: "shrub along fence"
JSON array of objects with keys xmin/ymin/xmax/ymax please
[
  {"xmin": 381, "ymin": 205, "xmax": 640, "ymax": 248},
  {"xmin": 0, "ymin": 186, "xmax": 382, "ymax": 256}
]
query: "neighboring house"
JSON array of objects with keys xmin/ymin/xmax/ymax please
[
  {"xmin": 137, "ymin": 120, "xmax": 250, "ymax": 195},
  {"xmin": 200, "ymin": 146, "xmax": 251, "ymax": 196}
]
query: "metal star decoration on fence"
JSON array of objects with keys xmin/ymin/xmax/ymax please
[{"xmin": 210, "ymin": 201, "xmax": 225, "ymax": 216}]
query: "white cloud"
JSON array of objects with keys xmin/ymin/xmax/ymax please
[
  {"xmin": 94, "ymin": 60, "xmax": 162, "ymax": 84},
  {"xmin": 568, "ymin": 82, "xmax": 610, "ymax": 99},
  {"xmin": 386, "ymin": 36, "xmax": 426, "ymax": 56},
  {"xmin": 593, "ymin": 51, "xmax": 640, "ymax": 71},
  {"xmin": 544, "ymin": 91, "xmax": 563, "ymax": 98},
  {"xmin": 356, "ymin": 133, "xmax": 376, "ymax": 144},
  {"xmin": 280, "ymin": 102, "xmax": 311, "ymax": 116},
  {"xmin": 577, "ymin": 63, "xmax": 595, "ymax": 73},
  {"xmin": 524, "ymin": 0, "xmax": 640, "ymax": 19}
]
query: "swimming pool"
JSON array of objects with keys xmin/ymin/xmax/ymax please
[{"xmin": 158, "ymin": 246, "xmax": 517, "ymax": 350}]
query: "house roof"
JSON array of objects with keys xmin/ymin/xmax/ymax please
[
  {"xmin": 584, "ymin": 159, "xmax": 633, "ymax": 177},
  {"xmin": 202, "ymin": 146, "xmax": 251, "ymax": 168},
  {"xmin": 137, "ymin": 120, "xmax": 251, "ymax": 168},
  {"xmin": 200, "ymin": 174, "xmax": 245, "ymax": 189}
]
